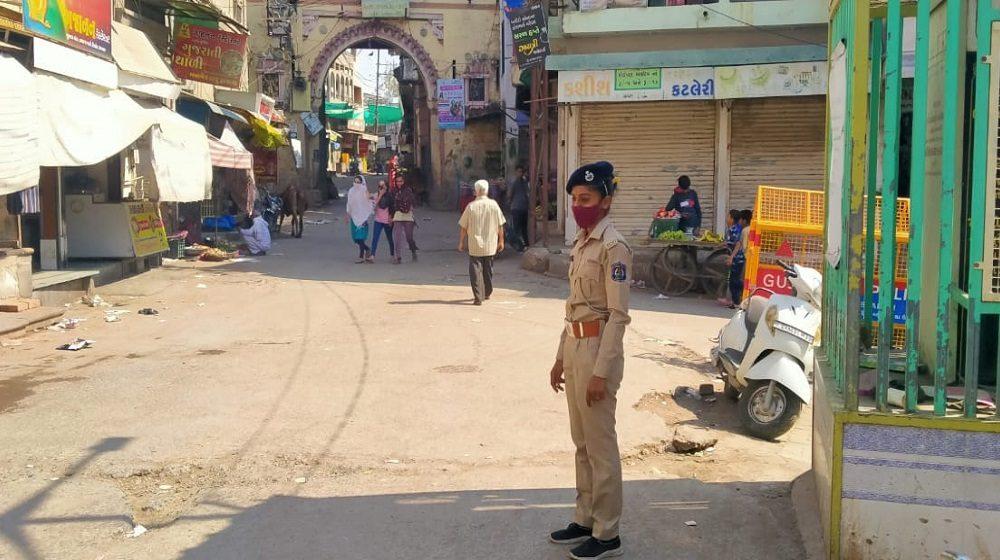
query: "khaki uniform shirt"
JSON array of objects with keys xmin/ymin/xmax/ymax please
[
  {"xmin": 459, "ymin": 196, "xmax": 507, "ymax": 257},
  {"xmin": 556, "ymin": 216, "xmax": 632, "ymax": 379}
]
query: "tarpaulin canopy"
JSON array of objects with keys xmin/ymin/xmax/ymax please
[
  {"xmin": 364, "ymin": 104, "xmax": 404, "ymax": 125},
  {"xmin": 208, "ymin": 122, "xmax": 253, "ymax": 169},
  {"xmin": 325, "ymin": 102, "xmax": 364, "ymax": 121},
  {"xmin": 34, "ymin": 71, "xmax": 154, "ymax": 167},
  {"xmin": 0, "ymin": 54, "xmax": 39, "ymax": 196},
  {"xmin": 240, "ymin": 109, "xmax": 287, "ymax": 149},
  {"xmin": 143, "ymin": 105, "xmax": 212, "ymax": 201},
  {"xmin": 112, "ymin": 22, "xmax": 181, "ymax": 100}
]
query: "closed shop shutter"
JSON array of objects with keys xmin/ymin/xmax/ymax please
[
  {"xmin": 579, "ymin": 101, "xmax": 716, "ymax": 242},
  {"xmin": 729, "ymin": 96, "xmax": 826, "ymax": 215}
]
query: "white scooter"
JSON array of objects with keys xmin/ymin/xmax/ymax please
[{"xmin": 710, "ymin": 260, "xmax": 822, "ymax": 440}]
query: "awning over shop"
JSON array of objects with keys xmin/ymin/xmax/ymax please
[
  {"xmin": 0, "ymin": 54, "xmax": 39, "ymax": 196},
  {"xmin": 112, "ymin": 22, "xmax": 181, "ymax": 100},
  {"xmin": 208, "ymin": 122, "xmax": 253, "ymax": 169},
  {"xmin": 325, "ymin": 102, "xmax": 364, "ymax": 121},
  {"xmin": 144, "ymin": 105, "xmax": 212, "ymax": 201},
  {"xmin": 364, "ymin": 105, "xmax": 404, "ymax": 126},
  {"xmin": 133, "ymin": 0, "xmax": 247, "ymax": 33},
  {"xmin": 34, "ymin": 72, "xmax": 154, "ymax": 167}
]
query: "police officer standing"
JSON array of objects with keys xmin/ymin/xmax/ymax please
[{"xmin": 548, "ymin": 161, "xmax": 631, "ymax": 559}]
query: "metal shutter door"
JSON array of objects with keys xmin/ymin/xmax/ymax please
[
  {"xmin": 579, "ymin": 101, "xmax": 716, "ymax": 241},
  {"xmin": 729, "ymin": 96, "xmax": 826, "ymax": 214}
]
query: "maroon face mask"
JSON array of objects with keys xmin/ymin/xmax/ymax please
[{"xmin": 572, "ymin": 205, "xmax": 604, "ymax": 230}]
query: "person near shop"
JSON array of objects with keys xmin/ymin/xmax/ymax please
[
  {"xmin": 507, "ymin": 164, "xmax": 531, "ymax": 251},
  {"xmin": 239, "ymin": 213, "xmax": 271, "ymax": 256},
  {"xmin": 458, "ymin": 179, "xmax": 506, "ymax": 305},
  {"xmin": 548, "ymin": 161, "xmax": 631, "ymax": 560},
  {"xmin": 391, "ymin": 174, "xmax": 419, "ymax": 264},
  {"xmin": 665, "ymin": 174, "xmax": 702, "ymax": 233},
  {"xmin": 371, "ymin": 180, "xmax": 395, "ymax": 261},
  {"xmin": 725, "ymin": 209, "xmax": 753, "ymax": 308},
  {"xmin": 717, "ymin": 209, "xmax": 744, "ymax": 307},
  {"xmin": 346, "ymin": 175, "xmax": 374, "ymax": 264}
]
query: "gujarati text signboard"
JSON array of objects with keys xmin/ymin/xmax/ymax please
[
  {"xmin": 437, "ymin": 79, "xmax": 465, "ymax": 130},
  {"xmin": 558, "ymin": 62, "xmax": 826, "ymax": 104},
  {"xmin": 509, "ymin": 2, "xmax": 548, "ymax": 68},
  {"xmin": 362, "ymin": 0, "xmax": 409, "ymax": 18},
  {"xmin": 172, "ymin": 23, "xmax": 248, "ymax": 89},
  {"xmin": 21, "ymin": 0, "xmax": 111, "ymax": 58},
  {"xmin": 127, "ymin": 202, "xmax": 168, "ymax": 257}
]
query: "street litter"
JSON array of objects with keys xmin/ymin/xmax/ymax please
[
  {"xmin": 158, "ymin": 484, "xmax": 172, "ymax": 490},
  {"xmin": 643, "ymin": 337, "xmax": 677, "ymax": 346},
  {"xmin": 196, "ymin": 284, "xmax": 208, "ymax": 289},
  {"xmin": 684, "ymin": 521, "xmax": 698, "ymax": 527},
  {"xmin": 385, "ymin": 459, "xmax": 401, "ymax": 464},
  {"xmin": 82, "ymin": 294, "xmax": 108, "ymax": 307},
  {"xmin": 1, "ymin": 340, "xmax": 24, "ymax": 348},
  {"xmin": 57, "ymin": 339, "xmax": 94, "ymax": 351},
  {"xmin": 138, "ymin": 308, "xmax": 159, "ymax": 316},
  {"xmin": 48, "ymin": 318, "xmax": 84, "ymax": 331},
  {"xmin": 231, "ymin": 257, "xmax": 259, "ymax": 263},
  {"xmin": 127, "ymin": 525, "xmax": 147, "ymax": 538},
  {"xmin": 294, "ymin": 477, "xmax": 307, "ymax": 483},
  {"xmin": 304, "ymin": 219, "xmax": 331, "ymax": 225},
  {"xmin": 655, "ymin": 294, "xmax": 670, "ymax": 300},
  {"xmin": 104, "ymin": 310, "xmax": 130, "ymax": 323}
]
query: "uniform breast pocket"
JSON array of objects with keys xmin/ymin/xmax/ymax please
[{"xmin": 577, "ymin": 260, "xmax": 604, "ymax": 300}]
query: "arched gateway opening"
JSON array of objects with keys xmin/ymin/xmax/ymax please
[{"xmin": 309, "ymin": 21, "xmax": 440, "ymax": 201}]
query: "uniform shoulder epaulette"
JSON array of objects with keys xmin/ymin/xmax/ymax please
[{"xmin": 602, "ymin": 229, "xmax": 631, "ymax": 252}]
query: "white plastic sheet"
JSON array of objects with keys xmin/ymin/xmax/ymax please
[
  {"xmin": 0, "ymin": 54, "xmax": 39, "ymax": 195},
  {"xmin": 145, "ymin": 107, "xmax": 212, "ymax": 202}
]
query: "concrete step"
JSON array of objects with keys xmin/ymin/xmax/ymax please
[{"xmin": 0, "ymin": 306, "xmax": 65, "ymax": 339}]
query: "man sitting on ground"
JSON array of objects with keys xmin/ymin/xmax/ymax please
[{"xmin": 239, "ymin": 213, "xmax": 271, "ymax": 256}]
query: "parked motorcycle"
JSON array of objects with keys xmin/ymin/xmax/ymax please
[
  {"xmin": 710, "ymin": 261, "xmax": 822, "ymax": 440},
  {"xmin": 256, "ymin": 187, "xmax": 284, "ymax": 234}
]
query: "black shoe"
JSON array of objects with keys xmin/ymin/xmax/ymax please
[
  {"xmin": 570, "ymin": 537, "xmax": 623, "ymax": 559},
  {"xmin": 548, "ymin": 523, "xmax": 592, "ymax": 545}
]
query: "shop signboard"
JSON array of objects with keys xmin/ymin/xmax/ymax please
[
  {"xmin": 362, "ymin": 0, "xmax": 409, "ymax": 18},
  {"xmin": 558, "ymin": 62, "xmax": 825, "ymax": 104},
  {"xmin": 301, "ymin": 112, "xmax": 323, "ymax": 135},
  {"xmin": 21, "ymin": 0, "xmax": 112, "ymax": 59},
  {"xmin": 172, "ymin": 23, "xmax": 248, "ymax": 89},
  {"xmin": 127, "ymin": 202, "xmax": 168, "ymax": 257},
  {"xmin": 437, "ymin": 78, "xmax": 465, "ymax": 130},
  {"xmin": 509, "ymin": 2, "xmax": 548, "ymax": 68}
]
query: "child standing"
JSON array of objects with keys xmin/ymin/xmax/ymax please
[
  {"xmin": 726, "ymin": 210, "xmax": 752, "ymax": 308},
  {"xmin": 718, "ymin": 209, "xmax": 743, "ymax": 306}
]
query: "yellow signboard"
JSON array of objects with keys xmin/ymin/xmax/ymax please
[{"xmin": 127, "ymin": 201, "xmax": 168, "ymax": 257}]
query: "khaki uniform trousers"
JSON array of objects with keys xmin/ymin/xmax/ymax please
[{"xmin": 562, "ymin": 333, "xmax": 622, "ymax": 541}]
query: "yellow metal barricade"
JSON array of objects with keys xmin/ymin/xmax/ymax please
[{"xmin": 743, "ymin": 186, "xmax": 909, "ymax": 348}]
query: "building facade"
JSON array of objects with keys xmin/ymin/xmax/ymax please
[
  {"xmin": 546, "ymin": 0, "xmax": 829, "ymax": 244},
  {"xmin": 246, "ymin": 0, "xmax": 506, "ymax": 207}
]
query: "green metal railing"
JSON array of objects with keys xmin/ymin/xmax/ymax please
[{"xmin": 822, "ymin": 0, "xmax": 1000, "ymax": 420}]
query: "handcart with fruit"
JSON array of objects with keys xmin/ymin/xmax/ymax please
[{"xmin": 642, "ymin": 208, "xmax": 730, "ymax": 297}]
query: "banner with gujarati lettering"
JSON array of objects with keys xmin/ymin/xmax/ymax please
[
  {"xmin": 509, "ymin": 2, "xmax": 548, "ymax": 68},
  {"xmin": 127, "ymin": 202, "xmax": 168, "ymax": 257},
  {"xmin": 437, "ymin": 79, "xmax": 465, "ymax": 130},
  {"xmin": 21, "ymin": 0, "xmax": 111, "ymax": 58},
  {"xmin": 172, "ymin": 23, "xmax": 248, "ymax": 88}
]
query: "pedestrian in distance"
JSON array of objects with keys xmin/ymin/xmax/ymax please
[
  {"xmin": 390, "ymin": 174, "xmax": 419, "ymax": 264},
  {"xmin": 458, "ymin": 179, "xmax": 506, "ymax": 306},
  {"xmin": 371, "ymin": 180, "xmax": 395, "ymax": 262},
  {"xmin": 507, "ymin": 163, "xmax": 530, "ymax": 252},
  {"xmin": 346, "ymin": 175, "xmax": 374, "ymax": 264},
  {"xmin": 665, "ymin": 174, "xmax": 702, "ymax": 234},
  {"xmin": 725, "ymin": 209, "xmax": 753, "ymax": 308},
  {"xmin": 238, "ymin": 212, "xmax": 271, "ymax": 256},
  {"xmin": 548, "ymin": 161, "xmax": 631, "ymax": 560}
]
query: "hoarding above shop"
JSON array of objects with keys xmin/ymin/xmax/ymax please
[
  {"xmin": 361, "ymin": 0, "xmax": 409, "ymax": 18},
  {"xmin": 509, "ymin": 2, "xmax": 548, "ymax": 68},
  {"xmin": 21, "ymin": 0, "xmax": 112, "ymax": 59},
  {"xmin": 558, "ymin": 61, "xmax": 827, "ymax": 104},
  {"xmin": 171, "ymin": 22, "xmax": 247, "ymax": 89},
  {"xmin": 437, "ymin": 78, "xmax": 465, "ymax": 130}
]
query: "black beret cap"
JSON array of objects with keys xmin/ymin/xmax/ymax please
[{"xmin": 566, "ymin": 161, "xmax": 617, "ymax": 197}]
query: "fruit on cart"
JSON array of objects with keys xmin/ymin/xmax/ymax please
[
  {"xmin": 698, "ymin": 230, "xmax": 724, "ymax": 243},
  {"xmin": 657, "ymin": 230, "xmax": 688, "ymax": 241},
  {"xmin": 655, "ymin": 207, "xmax": 681, "ymax": 219}
]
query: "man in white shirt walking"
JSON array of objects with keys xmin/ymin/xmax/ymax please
[{"xmin": 458, "ymin": 180, "xmax": 506, "ymax": 305}]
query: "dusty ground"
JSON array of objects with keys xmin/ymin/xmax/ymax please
[{"xmin": 0, "ymin": 202, "xmax": 812, "ymax": 559}]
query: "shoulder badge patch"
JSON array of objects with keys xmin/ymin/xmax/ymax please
[{"xmin": 610, "ymin": 261, "xmax": 627, "ymax": 283}]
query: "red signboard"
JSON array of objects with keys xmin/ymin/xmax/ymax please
[
  {"xmin": 21, "ymin": 0, "xmax": 112, "ymax": 58},
  {"xmin": 172, "ymin": 22, "xmax": 247, "ymax": 88}
]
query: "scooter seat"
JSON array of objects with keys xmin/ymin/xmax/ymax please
[{"xmin": 744, "ymin": 295, "xmax": 770, "ymax": 334}]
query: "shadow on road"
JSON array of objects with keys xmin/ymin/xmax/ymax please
[{"xmin": 176, "ymin": 479, "xmax": 805, "ymax": 560}]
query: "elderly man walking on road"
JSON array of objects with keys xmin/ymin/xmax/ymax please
[{"xmin": 458, "ymin": 179, "xmax": 506, "ymax": 305}]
